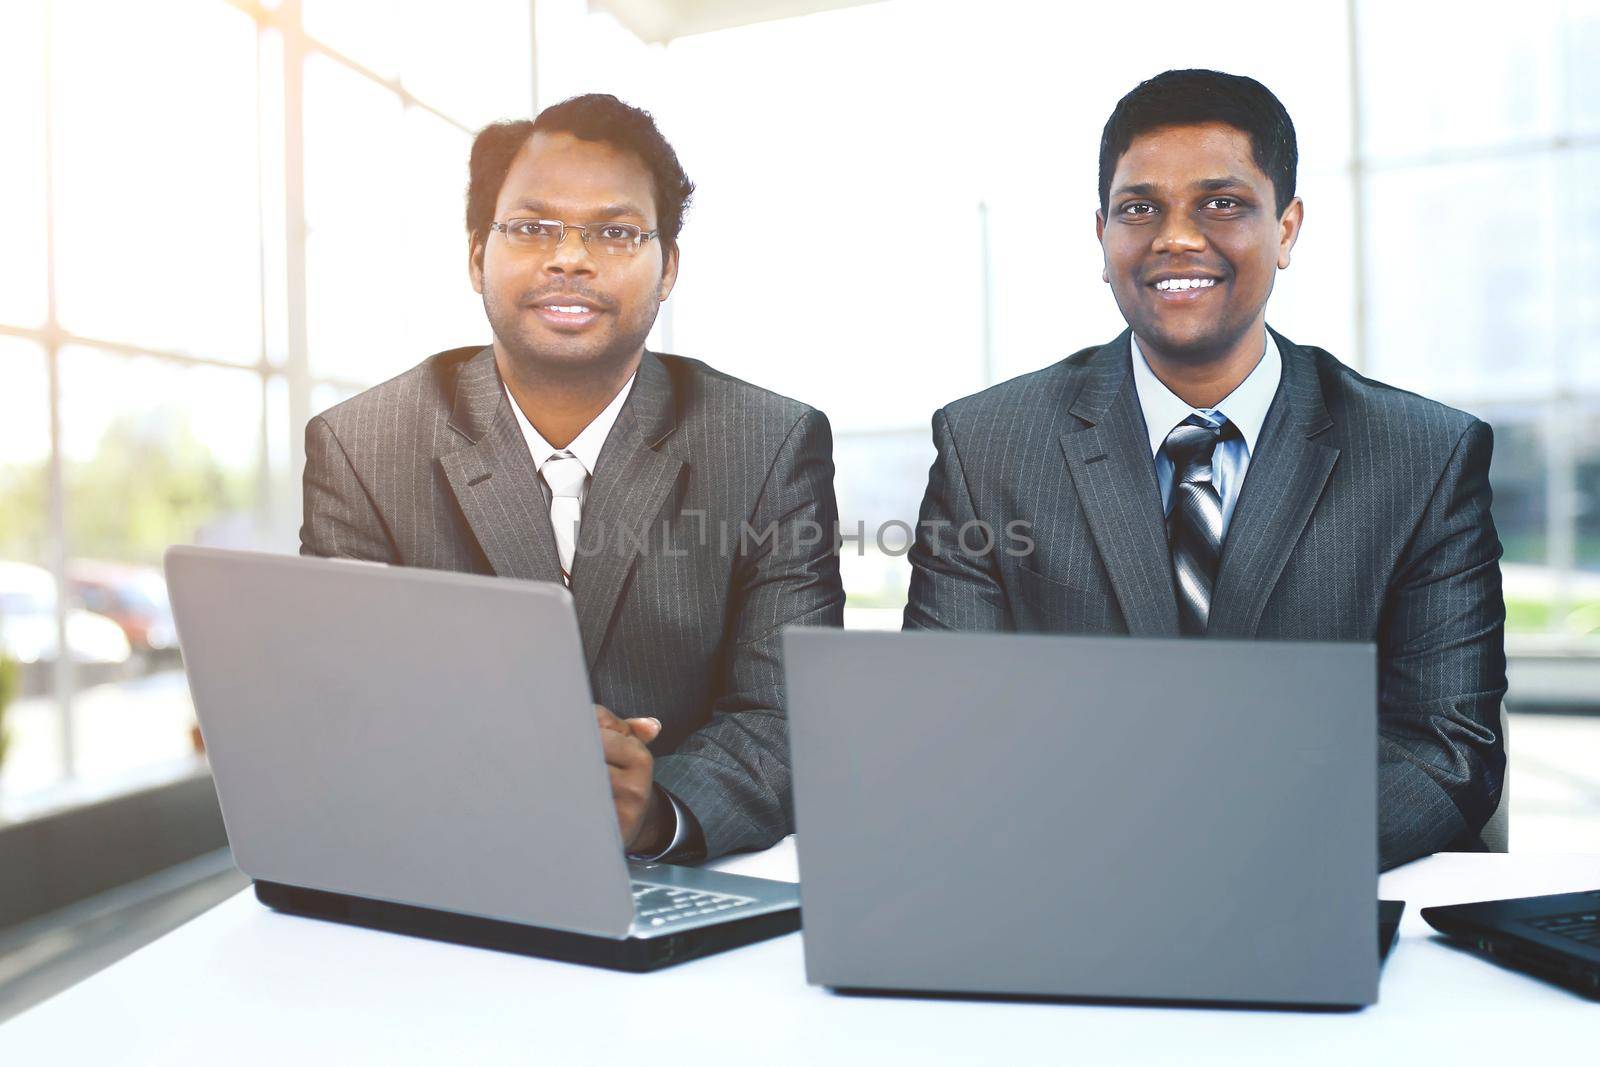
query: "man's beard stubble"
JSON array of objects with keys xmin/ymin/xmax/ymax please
[
  {"xmin": 1113, "ymin": 283, "xmax": 1272, "ymax": 368},
  {"xmin": 483, "ymin": 282, "xmax": 661, "ymax": 384}
]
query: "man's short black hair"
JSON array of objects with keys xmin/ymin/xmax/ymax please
[
  {"xmin": 466, "ymin": 93, "xmax": 695, "ymax": 254},
  {"xmin": 1098, "ymin": 69, "xmax": 1298, "ymax": 217}
]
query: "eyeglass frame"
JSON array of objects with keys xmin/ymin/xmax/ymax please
[{"xmin": 488, "ymin": 217, "xmax": 661, "ymax": 256}]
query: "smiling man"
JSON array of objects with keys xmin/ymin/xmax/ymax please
[
  {"xmin": 301, "ymin": 94, "xmax": 844, "ymax": 861},
  {"xmin": 904, "ymin": 69, "xmax": 1506, "ymax": 870}
]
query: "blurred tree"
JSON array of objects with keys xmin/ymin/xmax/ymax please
[
  {"xmin": 0, "ymin": 407, "xmax": 252, "ymax": 571},
  {"xmin": 64, "ymin": 410, "xmax": 252, "ymax": 566},
  {"xmin": 0, "ymin": 463, "xmax": 48, "ymax": 564},
  {"xmin": 0, "ymin": 653, "xmax": 14, "ymax": 770}
]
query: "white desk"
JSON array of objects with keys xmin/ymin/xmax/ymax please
[{"xmin": 2, "ymin": 844, "xmax": 1595, "ymax": 1065}]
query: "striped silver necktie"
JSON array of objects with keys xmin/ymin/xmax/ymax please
[
  {"xmin": 1164, "ymin": 414, "xmax": 1239, "ymax": 636},
  {"xmin": 541, "ymin": 450, "xmax": 587, "ymax": 586}
]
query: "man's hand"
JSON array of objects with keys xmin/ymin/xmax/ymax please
[{"xmin": 594, "ymin": 704, "xmax": 670, "ymax": 854}]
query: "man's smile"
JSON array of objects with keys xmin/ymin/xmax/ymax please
[
  {"xmin": 1144, "ymin": 271, "xmax": 1225, "ymax": 303},
  {"xmin": 528, "ymin": 292, "xmax": 609, "ymax": 330}
]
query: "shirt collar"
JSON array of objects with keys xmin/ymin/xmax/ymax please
[
  {"xmin": 503, "ymin": 372, "xmax": 637, "ymax": 477},
  {"xmin": 1129, "ymin": 329, "xmax": 1282, "ymax": 459}
]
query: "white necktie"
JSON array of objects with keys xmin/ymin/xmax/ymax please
[{"xmin": 541, "ymin": 451, "xmax": 587, "ymax": 583}]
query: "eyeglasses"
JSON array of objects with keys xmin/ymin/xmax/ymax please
[{"xmin": 489, "ymin": 218, "xmax": 659, "ymax": 257}]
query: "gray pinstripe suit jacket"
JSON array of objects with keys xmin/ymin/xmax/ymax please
[
  {"xmin": 904, "ymin": 327, "xmax": 1507, "ymax": 871},
  {"xmin": 300, "ymin": 345, "xmax": 845, "ymax": 859}
]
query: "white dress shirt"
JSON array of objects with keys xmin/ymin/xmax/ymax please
[
  {"xmin": 1130, "ymin": 330, "xmax": 1282, "ymax": 539},
  {"xmin": 504, "ymin": 372, "xmax": 636, "ymax": 494},
  {"xmin": 502, "ymin": 370, "xmax": 693, "ymax": 862}
]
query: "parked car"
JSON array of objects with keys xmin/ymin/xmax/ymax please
[
  {"xmin": 0, "ymin": 560, "xmax": 132, "ymax": 693},
  {"xmin": 67, "ymin": 559, "xmax": 179, "ymax": 663}
]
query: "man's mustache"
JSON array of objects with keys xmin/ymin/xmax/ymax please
[{"xmin": 521, "ymin": 285, "xmax": 617, "ymax": 311}]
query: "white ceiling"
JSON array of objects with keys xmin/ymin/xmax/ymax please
[{"xmin": 587, "ymin": 0, "xmax": 884, "ymax": 44}]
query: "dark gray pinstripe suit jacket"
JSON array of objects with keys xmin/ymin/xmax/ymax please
[
  {"xmin": 905, "ymin": 327, "xmax": 1507, "ymax": 871},
  {"xmin": 300, "ymin": 345, "xmax": 845, "ymax": 859}
]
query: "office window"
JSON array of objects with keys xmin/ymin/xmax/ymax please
[
  {"xmin": 1574, "ymin": 1, "xmax": 1600, "ymax": 137},
  {"xmin": 303, "ymin": 57, "xmax": 485, "ymax": 383},
  {"xmin": 1476, "ymin": 413, "xmax": 1549, "ymax": 570},
  {"xmin": 0, "ymin": 0, "xmax": 532, "ymax": 814},
  {"xmin": 0, "ymin": 2, "xmax": 48, "ymax": 330},
  {"xmin": 1572, "ymin": 148, "xmax": 1600, "ymax": 391},
  {"xmin": 301, "ymin": 0, "xmax": 405, "ymax": 79},
  {"xmin": 0, "ymin": 340, "xmax": 51, "ymax": 570},
  {"xmin": 1267, "ymin": 174, "xmax": 1359, "ymax": 361},
  {"xmin": 53, "ymin": 350, "xmax": 263, "ymax": 783},
  {"xmin": 394, "ymin": 106, "xmax": 483, "ymax": 359},
  {"xmin": 303, "ymin": 52, "xmax": 410, "ymax": 381},
  {"xmin": 0, "ymin": 339, "xmax": 60, "ymax": 797},
  {"xmin": 1358, "ymin": 2, "xmax": 1559, "ymax": 163},
  {"xmin": 534, "ymin": 0, "xmax": 664, "ymax": 113},
  {"xmin": 1358, "ymin": 0, "xmax": 1598, "ymax": 644},
  {"xmin": 302, "ymin": 0, "xmax": 534, "ymax": 130},
  {"xmin": 1578, "ymin": 408, "xmax": 1600, "ymax": 581},
  {"xmin": 1364, "ymin": 157, "xmax": 1556, "ymax": 398},
  {"xmin": 51, "ymin": 0, "xmax": 262, "ymax": 365},
  {"xmin": 58, "ymin": 350, "xmax": 263, "ymax": 562}
]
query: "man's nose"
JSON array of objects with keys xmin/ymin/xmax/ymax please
[
  {"xmin": 543, "ymin": 230, "xmax": 598, "ymax": 276},
  {"xmin": 1152, "ymin": 211, "xmax": 1206, "ymax": 255}
]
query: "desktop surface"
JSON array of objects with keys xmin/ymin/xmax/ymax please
[{"xmin": 1, "ymin": 845, "xmax": 1597, "ymax": 1066}]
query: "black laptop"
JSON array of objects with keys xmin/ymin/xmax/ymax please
[{"xmin": 1422, "ymin": 889, "xmax": 1600, "ymax": 999}]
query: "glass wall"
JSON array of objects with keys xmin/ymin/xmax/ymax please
[
  {"xmin": 1357, "ymin": 1, "xmax": 1600, "ymax": 646},
  {"xmin": 0, "ymin": 0, "xmax": 532, "ymax": 812}
]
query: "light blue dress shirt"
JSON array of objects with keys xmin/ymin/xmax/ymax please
[{"xmin": 1129, "ymin": 330, "xmax": 1282, "ymax": 539}]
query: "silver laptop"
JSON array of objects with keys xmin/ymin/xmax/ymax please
[
  {"xmin": 784, "ymin": 627, "xmax": 1379, "ymax": 1007},
  {"xmin": 165, "ymin": 546, "xmax": 798, "ymax": 971}
]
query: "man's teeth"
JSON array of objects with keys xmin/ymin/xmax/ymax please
[
  {"xmin": 1154, "ymin": 278, "xmax": 1217, "ymax": 291},
  {"xmin": 547, "ymin": 305, "xmax": 591, "ymax": 313}
]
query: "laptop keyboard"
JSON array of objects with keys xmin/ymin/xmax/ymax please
[
  {"xmin": 1527, "ymin": 910, "xmax": 1600, "ymax": 947},
  {"xmin": 631, "ymin": 884, "xmax": 755, "ymax": 927}
]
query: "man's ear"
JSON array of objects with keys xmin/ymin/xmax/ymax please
[
  {"xmin": 468, "ymin": 236, "xmax": 486, "ymax": 294},
  {"xmin": 1095, "ymin": 208, "xmax": 1109, "ymax": 283},
  {"xmin": 1277, "ymin": 197, "xmax": 1304, "ymax": 270},
  {"xmin": 658, "ymin": 243, "xmax": 680, "ymax": 302}
]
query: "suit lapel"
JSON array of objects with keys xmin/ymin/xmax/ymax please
[
  {"xmin": 1207, "ymin": 330, "xmax": 1340, "ymax": 638},
  {"xmin": 1058, "ymin": 332, "xmax": 1181, "ymax": 637},
  {"xmin": 570, "ymin": 352, "xmax": 684, "ymax": 669},
  {"xmin": 438, "ymin": 347, "xmax": 566, "ymax": 584}
]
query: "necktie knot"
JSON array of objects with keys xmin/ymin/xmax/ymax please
[
  {"xmin": 1162, "ymin": 414, "xmax": 1237, "ymax": 483},
  {"xmin": 542, "ymin": 452, "xmax": 587, "ymax": 499}
]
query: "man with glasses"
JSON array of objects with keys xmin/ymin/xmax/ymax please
[
  {"xmin": 301, "ymin": 94, "xmax": 844, "ymax": 862},
  {"xmin": 904, "ymin": 69, "xmax": 1507, "ymax": 870}
]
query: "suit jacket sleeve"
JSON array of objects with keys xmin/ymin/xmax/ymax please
[
  {"xmin": 903, "ymin": 407, "xmax": 1013, "ymax": 632},
  {"xmin": 652, "ymin": 408, "xmax": 846, "ymax": 858},
  {"xmin": 300, "ymin": 415, "xmax": 399, "ymax": 562},
  {"xmin": 1378, "ymin": 418, "xmax": 1507, "ymax": 869}
]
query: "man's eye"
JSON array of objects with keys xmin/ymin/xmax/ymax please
[
  {"xmin": 1206, "ymin": 198, "xmax": 1239, "ymax": 210},
  {"xmin": 1121, "ymin": 202, "xmax": 1154, "ymax": 216},
  {"xmin": 599, "ymin": 225, "xmax": 631, "ymax": 240},
  {"xmin": 509, "ymin": 221, "xmax": 545, "ymax": 237}
]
